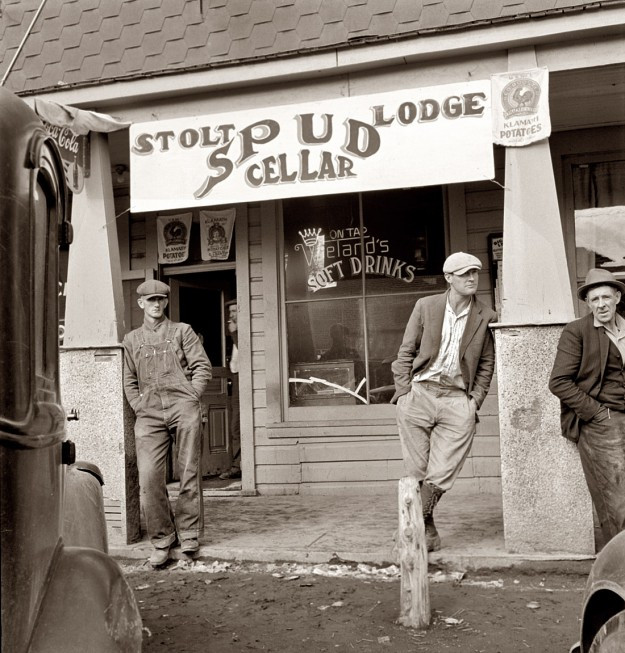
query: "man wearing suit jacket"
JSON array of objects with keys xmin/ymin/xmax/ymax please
[
  {"xmin": 392, "ymin": 252, "xmax": 497, "ymax": 551},
  {"xmin": 549, "ymin": 268, "xmax": 625, "ymax": 546}
]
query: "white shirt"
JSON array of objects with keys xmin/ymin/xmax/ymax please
[
  {"xmin": 230, "ymin": 343, "xmax": 239, "ymax": 374},
  {"xmin": 413, "ymin": 299, "xmax": 470, "ymax": 389},
  {"xmin": 599, "ymin": 313, "xmax": 625, "ymax": 362}
]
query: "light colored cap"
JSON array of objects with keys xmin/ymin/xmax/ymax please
[
  {"xmin": 137, "ymin": 280, "xmax": 170, "ymax": 298},
  {"xmin": 443, "ymin": 252, "xmax": 482, "ymax": 275},
  {"xmin": 577, "ymin": 268, "xmax": 625, "ymax": 300}
]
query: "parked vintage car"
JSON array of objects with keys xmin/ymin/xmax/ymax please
[
  {"xmin": 570, "ymin": 529, "xmax": 625, "ymax": 652},
  {"xmin": 0, "ymin": 87, "xmax": 142, "ymax": 652}
]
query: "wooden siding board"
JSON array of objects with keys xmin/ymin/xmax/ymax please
[
  {"xmin": 300, "ymin": 481, "xmax": 399, "ymax": 495},
  {"xmin": 478, "ymin": 477, "xmax": 502, "ymax": 493},
  {"xmin": 267, "ymin": 424, "xmax": 400, "ymax": 437},
  {"xmin": 249, "ymin": 261, "xmax": 263, "ymax": 278},
  {"xmin": 251, "ymin": 335, "xmax": 265, "ymax": 355},
  {"xmin": 256, "ymin": 485, "xmax": 300, "ymax": 495},
  {"xmin": 301, "ymin": 440, "xmax": 402, "ymax": 462},
  {"xmin": 253, "ymin": 407, "xmax": 267, "ymax": 428},
  {"xmin": 249, "ymin": 244, "xmax": 263, "ymax": 261},
  {"xmin": 252, "ymin": 370, "xmax": 266, "ymax": 390},
  {"xmin": 255, "ymin": 446, "xmax": 301, "ymax": 465},
  {"xmin": 253, "ymin": 389, "xmax": 267, "ymax": 409},
  {"xmin": 256, "ymin": 464, "xmax": 301, "ymax": 484},
  {"xmin": 471, "ymin": 437, "xmax": 501, "ymax": 457},
  {"xmin": 475, "ymin": 415, "xmax": 500, "ymax": 436},
  {"xmin": 472, "ymin": 457, "xmax": 502, "ymax": 477},
  {"xmin": 251, "ymin": 352, "xmax": 266, "ymax": 371},
  {"xmin": 465, "ymin": 189, "xmax": 505, "ymax": 212}
]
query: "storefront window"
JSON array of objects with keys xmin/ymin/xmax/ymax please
[
  {"xmin": 283, "ymin": 187, "xmax": 446, "ymax": 406},
  {"xmin": 573, "ymin": 160, "xmax": 625, "ymax": 277}
]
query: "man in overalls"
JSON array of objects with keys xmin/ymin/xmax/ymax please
[{"xmin": 123, "ymin": 280, "xmax": 212, "ymax": 567}]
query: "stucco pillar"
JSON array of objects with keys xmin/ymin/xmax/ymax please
[
  {"xmin": 494, "ymin": 48, "xmax": 594, "ymax": 554},
  {"xmin": 60, "ymin": 133, "xmax": 140, "ymax": 545}
]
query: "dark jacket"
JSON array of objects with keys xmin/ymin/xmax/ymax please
[
  {"xmin": 549, "ymin": 313, "xmax": 611, "ymax": 443},
  {"xmin": 391, "ymin": 291, "xmax": 497, "ymax": 408}
]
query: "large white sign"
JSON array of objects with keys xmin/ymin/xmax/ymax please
[{"xmin": 130, "ymin": 81, "xmax": 494, "ymax": 212}]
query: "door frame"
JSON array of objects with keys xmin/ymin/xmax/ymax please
[{"xmin": 161, "ymin": 204, "xmax": 255, "ymax": 494}]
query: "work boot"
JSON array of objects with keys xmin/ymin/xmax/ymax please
[
  {"xmin": 424, "ymin": 514, "xmax": 441, "ymax": 552},
  {"xmin": 181, "ymin": 538, "xmax": 199, "ymax": 554},
  {"xmin": 421, "ymin": 482, "xmax": 444, "ymax": 552},
  {"xmin": 149, "ymin": 546, "xmax": 171, "ymax": 568}
]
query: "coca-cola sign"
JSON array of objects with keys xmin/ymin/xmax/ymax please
[{"xmin": 43, "ymin": 122, "xmax": 90, "ymax": 194}]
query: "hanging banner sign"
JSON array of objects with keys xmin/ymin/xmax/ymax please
[
  {"xmin": 130, "ymin": 80, "xmax": 494, "ymax": 212},
  {"xmin": 199, "ymin": 208, "xmax": 236, "ymax": 261},
  {"xmin": 156, "ymin": 213, "xmax": 192, "ymax": 264},
  {"xmin": 491, "ymin": 67, "xmax": 551, "ymax": 147},
  {"xmin": 42, "ymin": 122, "xmax": 90, "ymax": 194}
]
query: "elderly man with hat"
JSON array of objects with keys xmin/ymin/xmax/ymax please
[
  {"xmin": 549, "ymin": 268, "xmax": 625, "ymax": 546},
  {"xmin": 122, "ymin": 280, "xmax": 212, "ymax": 567},
  {"xmin": 392, "ymin": 251, "xmax": 497, "ymax": 551}
]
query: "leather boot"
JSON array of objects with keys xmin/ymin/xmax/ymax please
[{"xmin": 421, "ymin": 482, "xmax": 444, "ymax": 552}]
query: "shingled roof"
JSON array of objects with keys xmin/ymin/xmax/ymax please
[{"xmin": 0, "ymin": 0, "xmax": 622, "ymax": 95}]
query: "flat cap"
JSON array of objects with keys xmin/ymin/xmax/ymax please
[
  {"xmin": 137, "ymin": 280, "xmax": 170, "ymax": 298},
  {"xmin": 443, "ymin": 252, "xmax": 482, "ymax": 275}
]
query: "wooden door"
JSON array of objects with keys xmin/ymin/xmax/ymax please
[
  {"xmin": 200, "ymin": 366, "xmax": 234, "ymax": 475},
  {"xmin": 167, "ymin": 277, "xmax": 236, "ymax": 478}
]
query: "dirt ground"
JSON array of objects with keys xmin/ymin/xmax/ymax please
[{"xmin": 119, "ymin": 558, "xmax": 588, "ymax": 652}]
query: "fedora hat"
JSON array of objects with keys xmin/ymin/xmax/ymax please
[{"xmin": 577, "ymin": 268, "xmax": 625, "ymax": 300}]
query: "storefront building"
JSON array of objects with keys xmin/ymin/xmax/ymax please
[{"xmin": 2, "ymin": 1, "xmax": 624, "ymax": 552}]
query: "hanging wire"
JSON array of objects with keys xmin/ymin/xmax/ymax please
[{"xmin": 1, "ymin": 0, "xmax": 49, "ymax": 87}]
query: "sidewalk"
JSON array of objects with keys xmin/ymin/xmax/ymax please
[{"xmin": 110, "ymin": 488, "xmax": 596, "ymax": 573}]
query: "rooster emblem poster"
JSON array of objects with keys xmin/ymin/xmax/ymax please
[{"xmin": 491, "ymin": 67, "xmax": 551, "ymax": 147}]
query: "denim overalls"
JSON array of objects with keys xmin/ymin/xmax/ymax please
[{"xmin": 133, "ymin": 325, "xmax": 204, "ymax": 548}]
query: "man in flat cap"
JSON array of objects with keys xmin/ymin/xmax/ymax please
[
  {"xmin": 122, "ymin": 280, "xmax": 212, "ymax": 567},
  {"xmin": 549, "ymin": 268, "xmax": 625, "ymax": 546},
  {"xmin": 392, "ymin": 252, "xmax": 497, "ymax": 551}
]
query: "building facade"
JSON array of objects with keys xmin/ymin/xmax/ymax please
[{"xmin": 2, "ymin": 0, "xmax": 624, "ymax": 551}]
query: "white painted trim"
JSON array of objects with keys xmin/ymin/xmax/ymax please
[{"xmin": 24, "ymin": 7, "xmax": 625, "ymax": 111}]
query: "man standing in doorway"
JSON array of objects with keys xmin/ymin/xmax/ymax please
[
  {"xmin": 549, "ymin": 268, "xmax": 625, "ymax": 547},
  {"xmin": 123, "ymin": 280, "xmax": 212, "ymax": 567},
  {"xmin": 220, "ymin": 299, "xmax": 241, "ymax": 480},
  {"xmin": 392, "ymin": 252, "xmax": 497, "ymax": 551}
]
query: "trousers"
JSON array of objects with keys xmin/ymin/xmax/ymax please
[
  {"xmin": 578, "ymin": 410, "xmax": 625, "ymax": 545},
  {"xmin": 396, "ymin": 381, "xmax": 476, "ymax": 492},
  {"xmin": 134, "ymin": 331, "xmax": 204, "ymax": 548}
]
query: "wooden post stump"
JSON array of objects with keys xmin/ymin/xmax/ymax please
[{"xmin": 397, "ymin": 476, "xmax": 430, "ymax": 629}]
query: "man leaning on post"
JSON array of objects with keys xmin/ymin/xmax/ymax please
[
  {"xmin": 549, "ymin": 268, "xmax": 625, "ymax": 547},
  {"xmin": 122, "ymin": 280, "xmax": 212, "ymax": 567},
  {"xmin": 391, "ymin": 252, "xmax": 497, "ymax": 551}
]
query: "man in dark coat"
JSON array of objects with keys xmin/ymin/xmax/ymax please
[
  {"xmin": 549, "ymin": 268, "xmax": 625, "ymax": 546},
  {"xmin": 392, "ymin": 252, "xmax": 497, "ymax": 551}
]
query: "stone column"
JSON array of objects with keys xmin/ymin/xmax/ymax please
[
  {"xmin": 60, "ymin": 133, "xmax": 140, "ymax": 545},
  {"xmin": 494, "ymin": 47, "xmax": 594, "ymax": 554}
]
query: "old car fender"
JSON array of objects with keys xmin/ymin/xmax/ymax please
[
  {"xmin": 62, "ymin": 461, "xmax": 108, "ymax": 553},
  {"xmin": 28, "ymin": 546, "xmax": 142, "ymax": 653},
  {"xmin": 576, "ymin": 530, "xmax": 625, "ymax": 652}
]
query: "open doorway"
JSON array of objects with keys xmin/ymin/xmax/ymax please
[{"xmin": 165, "ymin": 269, "xmax": 240, "ymax": 493}]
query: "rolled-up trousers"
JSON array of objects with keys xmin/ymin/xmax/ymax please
[{"xmin": 396, "ymin": 381, "xmax": 477, "ymax": 492}]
